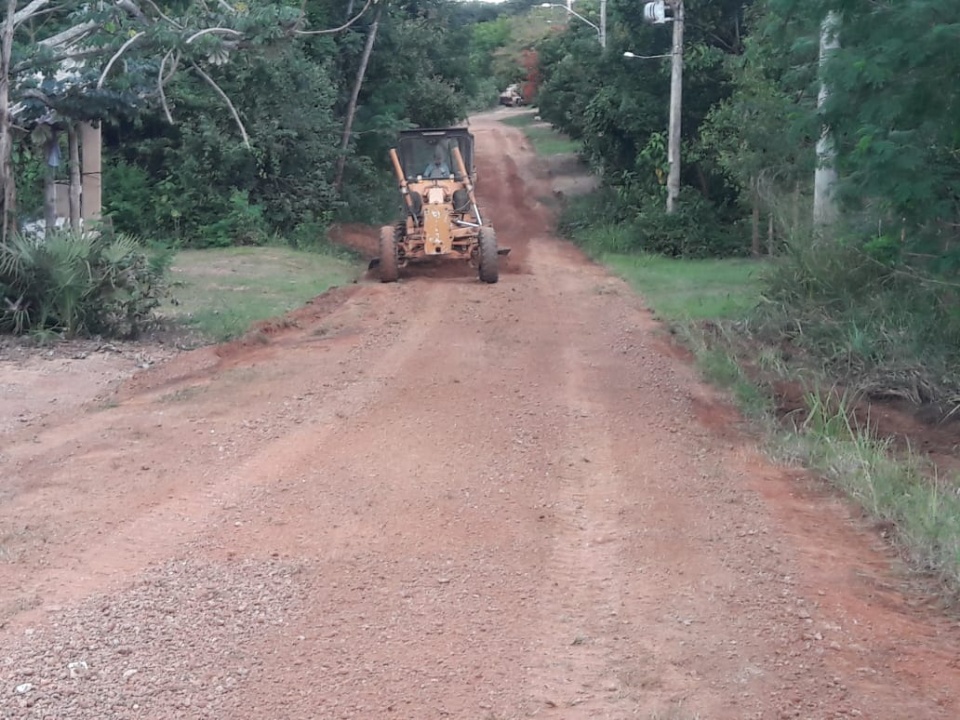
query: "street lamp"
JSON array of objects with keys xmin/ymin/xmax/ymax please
[
  {"xmin": 636, "ymin": 0, "xmax": 684, "ymax": 214},
  {"xmin": 539, "ymin": 3, "xmax": 605, "ymax": 49}
]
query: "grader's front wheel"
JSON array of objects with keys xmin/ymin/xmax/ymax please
[
  {"xmin": 379, "ymin": 225, "xmax": 399, "ymax": 283},
  {"xmin": 478, "ymin": 227, "xmax": 499, "ymax": 284}
]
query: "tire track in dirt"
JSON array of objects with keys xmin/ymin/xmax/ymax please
[
  {"xmin": 522, "ymin": 338, "xmax": 635, "ymax": 716},
  {"xmin": 516, "ymin": 242, "xmax": 724, "ymax": 717}
]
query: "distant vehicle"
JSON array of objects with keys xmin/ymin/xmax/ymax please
[{"xmin": 498, "ymin": 84, "xmax": 524, "ymax": 107}]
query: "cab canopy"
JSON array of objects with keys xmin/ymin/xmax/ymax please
[{"xmin": 397, "ymin": 128, "xmax": 475, "ymax": 182}]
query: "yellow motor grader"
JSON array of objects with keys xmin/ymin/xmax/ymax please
[{"xmin": 370, "ymin": 128, "xmax": 508, "ymax": 283}]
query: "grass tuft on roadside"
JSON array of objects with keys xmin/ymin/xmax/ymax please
[
  {"xmin": 777, "ymin": 389, "xmax": 960, "ymax": 594},
  {"xmin": 162, "ymin": 245, "xmax": 358, "ymax": 343}
]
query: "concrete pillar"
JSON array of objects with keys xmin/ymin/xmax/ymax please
[{"xmin": 79, "ymin": 121, "xmax": 101, "ymax": 223}]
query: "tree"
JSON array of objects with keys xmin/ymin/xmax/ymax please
[
  {"xmin": 0, "ymin": 0, "xmax": 378, "ymax": 238},
  {"xmin": 330, "ymin": 0, "xmax": 478, "ymax": 206},
  {"xmin": 769, "ymin": 0, "xmax": 960, "ymax": 268},
  {"xmin": 813, "ymin": 10, "xmax": 839, "ymax": 229},
  {"xmin": 698, "ymin": 2, "xmax": 818, "ymax": 252}
]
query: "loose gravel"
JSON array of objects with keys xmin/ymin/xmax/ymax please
[{"xmin": 2, "ymin": 557, "xmax": 307, "ymax": 719}]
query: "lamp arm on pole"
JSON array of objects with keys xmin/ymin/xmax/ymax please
[
  {"xmin": 541, "ymin": 3, "xmax": 602, "ymax": 43},
  {"xmin": 624, "ymin": 52, "xmax": 673, "ymax": 60},
  {"xmin": 565, "ymin": 8, "xmax": 600, "ymax": 35}
]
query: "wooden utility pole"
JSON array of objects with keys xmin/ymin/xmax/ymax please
[
  {"xmin": 813, "ymin": 11, "xmax": 839, "ymax": 230},
  {"xmin": 665, "ymin": 0, "xmax": 684, "ymax": 214},
  {"xmin": 334, "ymin": 5, "xmax": 382, "ymax": 195}
]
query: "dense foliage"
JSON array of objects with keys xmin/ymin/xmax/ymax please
[
  {"xmin": 6, "ymin": 0, "xmax": 529, "ymax": 249},
  {"xmin": 750, "ymin": 0, "xmax": 960, "ymax": 396},
  {"xmin": 96, "ymin": 0, "xmax": 493, "ymax": 246},
  {"xmin": 535, "ymin": 0, "xmax": 752, "ymax": 256},
  {"xmin": 2, "ymin": 0, "xmax": 533, "ymax": 336}
]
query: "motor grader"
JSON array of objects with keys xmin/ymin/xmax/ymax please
[{"xmin": 370, "ymin": 128, "xmax": 508, "ymax": 283}]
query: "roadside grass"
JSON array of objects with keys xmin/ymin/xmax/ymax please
[
  {"xmin": 162, "ymin": 245, "xmax": 359, "ymax": 343},
  {"xmin": 602, "ymin": 253, "xmax": 763, "ymax": 322},
  {"xmin": 499, "ymin": 111, "xmax": 537, "ymax": 128},
  {"xmin": 599, "ymin": 251, "xmax": 773, "ymax": 418},
  {"xmin": 501, "ymin": 111, "xmax": 580, "ymax": 155}
]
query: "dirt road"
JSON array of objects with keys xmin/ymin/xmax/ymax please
[{"xmin": 3, "ymin": 111, "xmax": 960, "ymax": 719}]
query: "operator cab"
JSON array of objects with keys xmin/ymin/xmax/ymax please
[{"xmin": 397, "ymin": 128, "xmax": 476, "ymax": 185}]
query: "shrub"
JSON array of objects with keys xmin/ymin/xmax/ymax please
[
  {"xmin": 196, "ymin": 190, "xmax": 269, "ymax": 248},
  {"xmin": 0, "ymin": 229, "xmax": 170, "ymax": 339},
  {"xmin": 559, "ymin": 187, "xmax": 745, "ymax": 259},
  {"xmin": 752, "ymin": 232, "xmax": 960, "ymax": 406},
  {"xmin": 628, "ymin": 190, "xmax": 746, "ymax": 258},
  {"xmin": 557, "ymin": 187, "xmax": 630, "ymax": 238}
]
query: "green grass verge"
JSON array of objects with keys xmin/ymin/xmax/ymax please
[
  {"xmin": 499, "ymin": 112, "xmax": 538, "ymax": 128},
  {"xmin": 602, "ymin": 253, "xmax": 764, "ymax": 322},
  {"xmin": 599, "ymin": 252, "xmax": 771, "ymax": 417},
  {"xmin": 501, "ymin": 111, "xmax": 580, "ymax": 155},
  {"xmin": 162, "ymin": 246, "xmax": 359, "ymax": 342}
]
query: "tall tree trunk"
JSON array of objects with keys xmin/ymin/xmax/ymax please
[
  {"xmin": 0, "ymin": 0, "xmax": 18, "ymax": 241},
  {"xmin": 334, "ymin": 5, "xmax": 382, "ymax": 195},
  {"xmin": 68, "ymin": 123, "xmax": 81, "ymax": 230},
  {"xmin": 751, "ymin": 178, "xmax": 760, "ymax": 257}
]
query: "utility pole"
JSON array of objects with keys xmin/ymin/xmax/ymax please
[
  {"xmin": 334, "ymin": 4, "xmax": 382, "ymax": 194},
  {"xmin": 666, "ymin": 0, "xmax": 683, "ymax": 214},
  {"xmin": 813, "ymin": 11, "xmax": 840, "ymax": 229},
  {"xmin": 641, "ymin": 1, "xmax": 683, "ymax": 213}
]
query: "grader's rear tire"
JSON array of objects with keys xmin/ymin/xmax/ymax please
[
  {"xmin": 478, "ymin": 227, "xmax": 499, "ymax": 284},
  {"xmin": 379, "ymin": 225, "xmax": 399, "ymax": 283}
]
